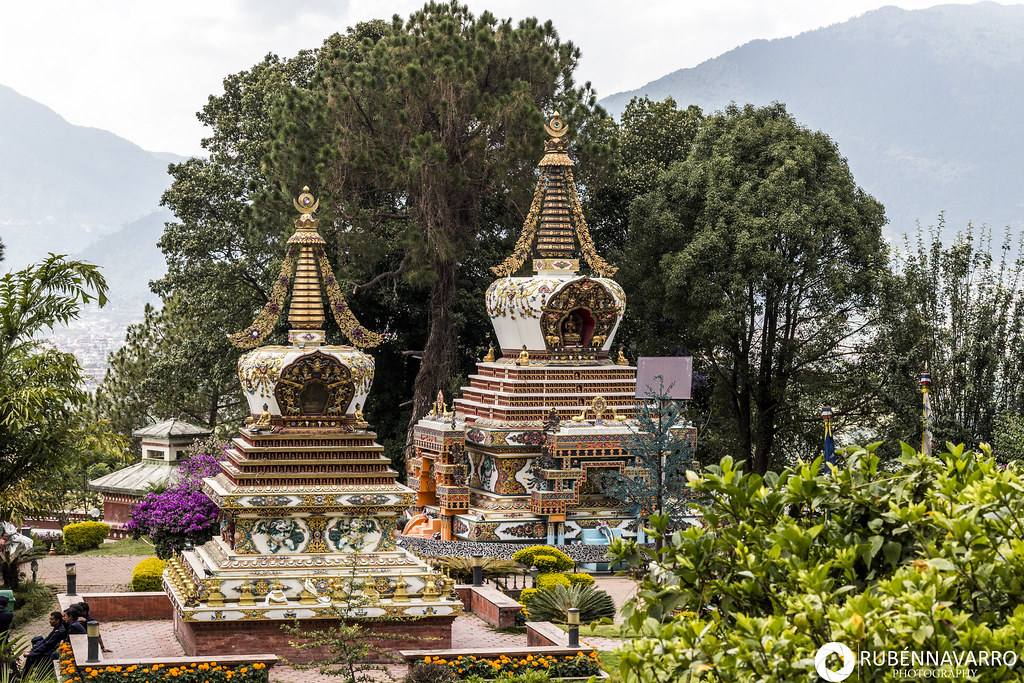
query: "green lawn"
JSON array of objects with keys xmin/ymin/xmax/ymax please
[{"xmin": 75, "ymin": 537, "xmax": 155, "ymax": 556}]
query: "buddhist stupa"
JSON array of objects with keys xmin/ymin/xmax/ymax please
[
  {"xmin": 406, "ymin": 114, "xmax": 681, "ymax": 546},
  {"xmin": 165, "ymin": 188, "xmax": 460, "ymax": 659}
]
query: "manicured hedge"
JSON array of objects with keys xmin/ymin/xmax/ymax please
[
  {"xmin": 63, "ymin": 521, "xmax": 110, "ymax": 553},
  {"xmin": 131, "ymin": 557, "xmax": 167, "ymax": 592}
]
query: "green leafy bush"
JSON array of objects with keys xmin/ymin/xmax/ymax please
[
  {"xmin": 511, "ymin": 546, "xmax": 573, "ymax": 573},
  {"xmin": 566, "ymin": 572, "xmax": 594, "ymax": 587},
  {"xmin": 609, "ymin": 444, "xmax": 1024, "ymax": 682},
  {"xmin": 62, "ymin": 521, "xmax": 110, "ymax": 553},
  {"xmin": 518, "ymin": 588, "xmax": 539, "ymax": 605},
  {"xmin": 535, "ymin": 573, "xmax": 570, "ymax": 591},
  {"xmin": 525, "ymin": 584, "xmax": 616, "ymax": 624},
  {"xmin": 130, "ymin": 557, "xmax": 167, "ymax": 592}
]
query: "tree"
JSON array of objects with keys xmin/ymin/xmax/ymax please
[
  {"xmin": 871, "ymin": 219, "xmax": 1024, "ymax": 454},
  {"xmin": 608, "ymin": 443, "xmax": 1024, "ymax": 682},
  {"xmin": 124, "ymin": 449, "xmax": 222, "ymax": 559},
  {"xmin": 269, "ymin": 3, "xmax": 611, "ymax": 453},
  {"xmin": 623, "ymin": 103, "xmax": 887, "ymax": 474},
  {"xmin": 601, "ymin": 389, "xmax": 699, "ymax": 536},
  {"xmin": 0, "ymin": 255, "xmax": 124, "ymax": 520}
]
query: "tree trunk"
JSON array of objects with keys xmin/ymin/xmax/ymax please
[{"xmin": 404, "ymin": 257, "xmax": 458, "ymax": 457}]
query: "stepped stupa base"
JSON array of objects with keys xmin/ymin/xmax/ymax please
[{"xmin": 174, "ymin": 612, "xmax": 455, "ymax": 662}]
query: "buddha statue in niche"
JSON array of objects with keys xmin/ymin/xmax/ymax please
[{"xmin": 561, "ymin": 312, "xmax": 582, "ymax": 345}]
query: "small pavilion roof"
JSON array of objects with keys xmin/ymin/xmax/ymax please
[{"xmin": 132, "ymin": 419, "xmax": 212, "ymax": 439}]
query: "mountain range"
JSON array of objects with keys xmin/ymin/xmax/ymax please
[
  {"xmin": 3, "ymin": 2, "xmax": 1024, "ymax": 330},
  {"xmin": 599, "ymin": 2, "xmax": 1024, "ymax": 239},
  {"xmin": 0, "ymin": 83, "xmax": 177, "ymax": 319}
]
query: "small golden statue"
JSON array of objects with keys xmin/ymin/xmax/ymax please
[
  {"xmin": 482, "ymin": 343, "xmax": 495, "ymax": 363},
  {"xmin": 431, "ymin": 389, "xmax": 446, "ymax": 417},
  {"xmin": 442, "ymin": 402, "xmax": 453, "ymax": 420},
  {"xmin": 612, "ymin": 406, "xmax": 627, "ymax": 422},
  {"xmin": 254, "ymin": 403, "xmax": 272, "ymax": 428},
  {"xmin": 562, "ymin": 315, "xmax": 581, "ymax": 345},
  {"xmin": 617, "ymin": 347, "xmax": 629, "ymax": 366},
  {"xmin": 571, "ymin": 407, "xmax": 588, "ymax": 423},
  {"xmin": 354, "ymin": 403, "xmax": 368, "ymax": 429},
  {"xmin": 238, "ymin": 579, "xmax": 256, "ymax": 607},
  {"xmin": 517, "ymin": 345, "xmax": 530, "ymax": 366}
]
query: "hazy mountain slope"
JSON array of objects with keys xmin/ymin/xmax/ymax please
[
  {"xmin": 0, "ymin": 83, "xmax": 174, "ymax": 269},
  {"xmin": 600, "ymin": 2, "xmax": 1024, "ymax": 236},
  {"xmin": 73, "ymin": 209, "xmax": 171, "ymax": 318}
]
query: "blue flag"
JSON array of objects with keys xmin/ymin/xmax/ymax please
[{"xmin": 822, "ymin": 406, "xmax": 835, "ymax": 469}]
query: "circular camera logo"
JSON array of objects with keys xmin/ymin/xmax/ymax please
[{"xmin": 815, "ymin": 642, "xmax": 856, "ymax": 681}]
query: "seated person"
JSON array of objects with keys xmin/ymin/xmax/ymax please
[
  {"xmin": 24, "ymin": 612, "xmax": 67, "ymax": 673},
  {"xmin": 72, "ymin": 602, "xmax": 111, "ymax": 652},
  {"xmin": 64, "ymin": 607, "xmax": 86, "ymax": 635},
  {"xmin": 0, "ymin": 595, "xmax": 13, "ymax": 645}
]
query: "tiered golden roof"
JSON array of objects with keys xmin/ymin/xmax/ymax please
[
  {"xmin": 229, "ymin": 188, "xmax": 383, "ymax": 349},
  {"xmin": 490, "ymin": 113, "xmax": 617, "ymax": 277}
]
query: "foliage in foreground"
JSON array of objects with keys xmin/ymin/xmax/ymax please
[
  {"xmin": 2, "ymin": 633, "xmax": 57, "ymax": 683},
  {"xmin": 58, "ymin": 643, "xmax": 268, "ymax": 683},
  {"xmin": 609, "ymin": 444, "xmax": 1024, "ymax": 682},
  {"xmin": 523, "ymin": 583, "xmax": 616, "ymax": 625},
  {"xmin": 415, "ymin": 651, "xmax": 602, "ymax": 680}
]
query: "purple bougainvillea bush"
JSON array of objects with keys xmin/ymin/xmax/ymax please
[{"xmin": 125, "ymin": 452, "xmax": 222, "ymax": 559}]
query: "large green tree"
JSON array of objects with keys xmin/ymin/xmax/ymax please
[
  {"xmin": 268, "ymin": 3, "xmax": 609, "ymax": 452},
  {"xmin": 624, "ymin": 103, "xmax": 887, "ymax": 474}
]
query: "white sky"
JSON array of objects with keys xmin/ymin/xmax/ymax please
[{"xmin": 0, "ymin": 0, "xmax": 981, "ymax": 156}]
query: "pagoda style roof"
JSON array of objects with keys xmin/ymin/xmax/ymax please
[
  {"xmin": 490, "ymin": 113, "xmax": 617, "ymax": 278},
  {"xmin": 88, "ymin": 461, "xmax": 180, "ymax": 495},
  {"xmin": 132, "ymin": 419, "xmax": 212, "ymax": 439}
]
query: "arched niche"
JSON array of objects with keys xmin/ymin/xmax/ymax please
[
  {"xmin": 542, "ymin": 278, "xmax": 620, "ymax": 353},
  {"xmin": 275, "ymin": 350, "xmax": 355, "ymax": 418}
]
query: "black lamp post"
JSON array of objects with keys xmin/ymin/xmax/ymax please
[
  {"xmin": 30, "ymin": 559, "xmax": 38, "ymax": 582},
  {"xmin": 66, "ymin": 562, "xmax": 77, "ymax": 596},
  {"xmin": 530, "ymin": 565, "xmax": 539, "ymax": 588},
  {"xmin": 471, "ymin": 553, "xmax": 484, "ymax": 587},
  {"xmin": 86, "ymin": 620, "xmax": 100, "ymax": 663},
  {"xmin": 567, "ymin": 607, "xmax": 580, "ymax": 647}
]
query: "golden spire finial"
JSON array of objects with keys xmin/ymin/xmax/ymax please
[
  {"xmin": 544, "ymin": 112, "xmax": 568, "ymax": 138},
  {"xmin": 293, "ymin": 186, "xmax": 319, "ymax": 214},
  {"xmin": 228, "ymin": 186, "xmax": 384, "ymax": 349}
]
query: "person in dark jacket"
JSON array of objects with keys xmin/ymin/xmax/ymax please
[
  {"xmin": 63, "ymin": 607, "xmax": 86, "ymax": 635},
  {"xmin": 0, "ymin": 595, "xmax": 13, "ymax": 645},
  {"xmin": 24, "ymin": 612, "xmax": 66, "ymax": 673}
]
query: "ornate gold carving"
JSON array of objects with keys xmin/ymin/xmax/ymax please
[
  {"xmin": 565, "ymin": 168, "xmax": 617, "ymax": 277},
  {"xmin": 228, "ymin": 248, "xmax": 298, "ymax": 349},
  {"xmin": 490, "ymin": 172, "xmax": 546, "ymax": 277},
  {"xmin": 541, "ymin": 278, "xmax": 621, "ymax": 352},
  {"xmin": 392, "ymin": 575, "xmax": 410, "ymax": 603},
  {"xmin": 591, "ymin": 396, "xmax": 607, "ymax": 420},
  {"xmin": 238, "ymin": 580, "xmax": 256, "ymax": 607},
  {"xmin": 544, "ymin": 112, "xmax": 568, "ymax": 138},
  {"xmin": 293, "ymin": 186, "xmax": 319, "ymax": 214},
  {"xmin": 275, "ymin": 350, "xmax": 355, "ymax": 418},
  {"xmin": 315, "ymin": 249, "xmax": 383, "ymax": 348}
]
